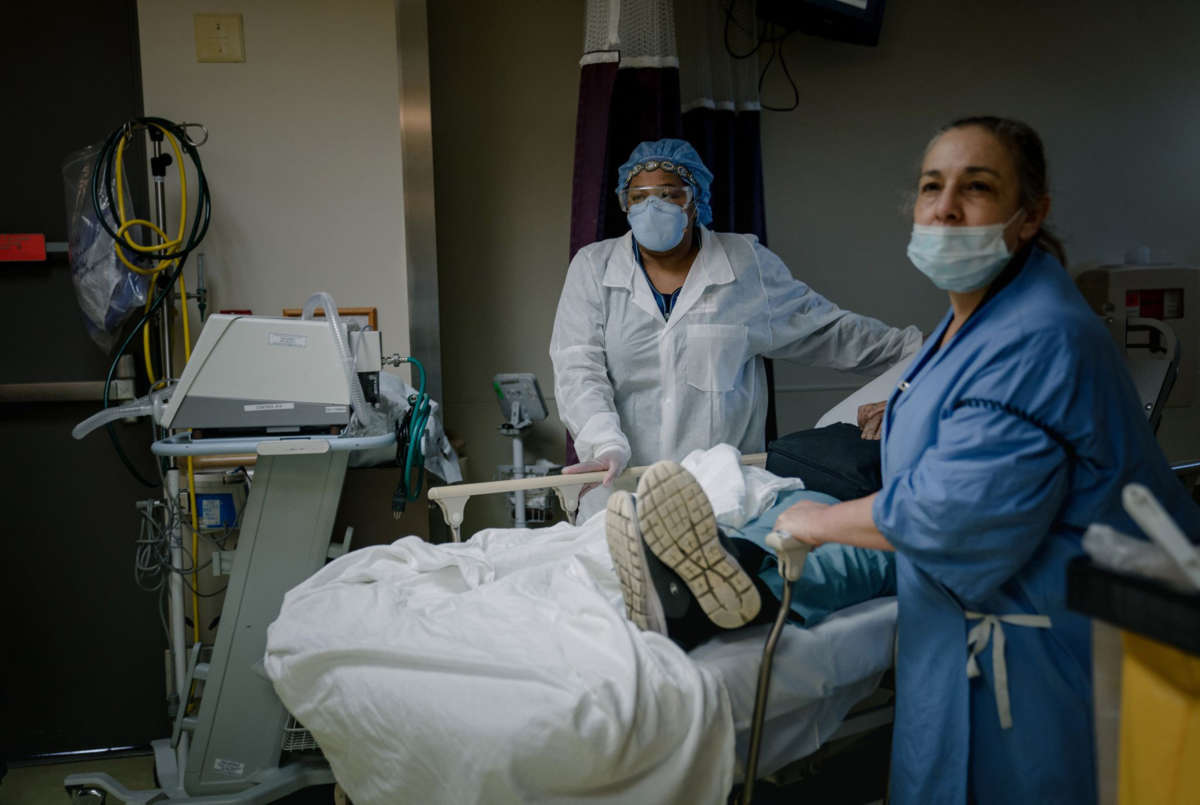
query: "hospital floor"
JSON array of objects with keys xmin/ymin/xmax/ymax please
[
  {"xmin": 0, "ymin": 755, "xmax": 335, "ymax": 805},
  {"xmin": 734, "ymin": 725, "xmax": 891, "ymax": 805},
  {"xmin": 3, "ymin": 749, "xmax": 885, "ymax": 805}
]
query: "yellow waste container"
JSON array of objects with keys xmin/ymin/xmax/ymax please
[{"xmin": 1119, "ymin": 632, "xmax": 1200, "ymax": 804}]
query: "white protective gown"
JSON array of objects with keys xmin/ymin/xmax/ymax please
[{"xmin": 550, "ymin": 227, "xmax": 922, "ymax": 468}]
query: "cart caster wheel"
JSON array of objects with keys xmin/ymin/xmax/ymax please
[{"xmin": 65, "ymin": 785, "xmax": 107, "ymax": 804}]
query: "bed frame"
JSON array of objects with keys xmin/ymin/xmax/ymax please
[{"xmin": 428, "ymin": 452, "xmax": 768, "ymax": 541}]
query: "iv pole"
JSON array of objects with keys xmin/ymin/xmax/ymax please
[{"xmin": 147, "ymin": 123, "xmax": 191, "ymax": 789}]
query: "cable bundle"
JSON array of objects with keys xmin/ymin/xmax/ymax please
[
  {"xmin": 92, "ymin": 117, "xmax": 211, "ymax": 278},
  {"xmin": 393, "ymin": 357, "xmax": 432, "ymax": 516},
  {"xmin": 90, "ymin": 117, "xmax": 212, "ymax": 487}
]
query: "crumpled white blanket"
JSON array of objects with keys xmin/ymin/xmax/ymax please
[{"xmin": 264, "ymin": 445, "xmax": 803, "ymax": 805}]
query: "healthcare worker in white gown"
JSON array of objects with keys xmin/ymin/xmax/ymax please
[
  {"xmin": 775, "ymin": 116, "xmax": 1200, "ymax": 803},
  {"xmin": 551, "ymin": 138, "xmax": 921, "ymax": 515}
]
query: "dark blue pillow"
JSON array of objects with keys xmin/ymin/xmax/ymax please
[{"xmin": 766, "ymin": 423, "xmax": 882, "ymax": 500}]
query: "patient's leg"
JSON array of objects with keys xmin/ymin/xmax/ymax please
[
  {"xmin": 729, "ymin": 487, "xmax": 896, "ymax": 627},
  {"xmin": 606, "ymin": 461, "xmax": 894, "ymax": 652},
  {"xmin": 606, "ymin": 461, "xmax": 766, "ymax": 650}
]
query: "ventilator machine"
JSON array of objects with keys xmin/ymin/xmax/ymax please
[{"xmin": 68, "ymin": 294, "xmax": 430, "ymax": 803}]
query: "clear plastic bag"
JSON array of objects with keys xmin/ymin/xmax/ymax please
[
  {"xmin": 62, "ymin": 143, "xmax": 148, "ymax": 353},
  {"xmin": 347, "ymin": 371, "xmax": 462, "ymax": 482}
]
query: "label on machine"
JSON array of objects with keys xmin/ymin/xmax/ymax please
[
  {"xmin": 268, "ymin": 332, "xmax": 309, "ymax": 348},
  {"xmin": 244, "ymin": 402, "xmax": 295, "ymax": 412},
  {"xmin": 197, "ymin": 492, "xmax": 239, "ymax": 528},
  {"xmin": 1126, "ymin": 288, "xmax": 1184, "ymax": 320},
  {"xmin": 213, "ymin": 758, "xmax": 246, "ymax": 777}
]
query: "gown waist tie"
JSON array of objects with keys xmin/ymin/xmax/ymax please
[{"xmin": 964, "ymin": 611, "xmax": 1053, "ymax": 730}]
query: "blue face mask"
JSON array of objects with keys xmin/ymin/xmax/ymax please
[
  {"xmin": 907, "ymin": 210, "xmax": 1025, "ymax": 292},
  {"xmin": 627, "ymin": 197, "xmax": 689, "ymax": 252}
]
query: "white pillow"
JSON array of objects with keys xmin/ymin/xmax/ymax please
[{"xmin": 814, "ymin": 355, "xmax": 916, "ymax": 429}]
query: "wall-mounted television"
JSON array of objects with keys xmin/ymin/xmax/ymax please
[{"xmin": 757, "ymin": 0, "xmax": 887, "ymax": 47}]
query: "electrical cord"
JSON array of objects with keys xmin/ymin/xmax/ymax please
[
  {"xmin": 723, "ymin": 0, "xmax": 802, "ymax": 112},
  {"xmin": 102, "ymin": 259, "xmax": 185, "ymax": 488},
  {"xmin": 757, "ymin": 37, "xmax": 801, "ymax": 112},
  {"xmin": 186, "ymin": 454, "xmax": 202, "ymax": 642},
  {"xmin": 391, "ymin": 357, "xmax": 432, "ymax": 516},
  {"xmin": 157, "ymin": 585, "xmax": 171, "ymax": 649},
  {"xmin": 133, "ymin": 490, "xmax": 230, "ymax": 685},
  {"xmin": 724, "ymin": 0, "xmax": 770, "ymax": 59},
  {"xmin": 91, "ymin": 117, "xmax": 211, "ymax": 270},
  {"xmin": 134, "ymin": 493, "xmax": 240, "ymax": 592},
  {"xmin": 135, "ymin": 503, "xmax": 169, "ymax": 592},
  {"xmin": 112, "ymin": 123, "xmax": 190, "ymax": 274},
  {"xmin": 91, "ymin": 117, "xmax": 213, "ymax": 487}
]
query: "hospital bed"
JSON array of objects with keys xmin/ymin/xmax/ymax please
[
  {"xmin": 360, "ymin": 453, "xmax": 897, "ymax": 805},
  {"xmin": 256, "ymin": 367, "xmax": 907, "ymax": 804},
  {"xmin": 262, "ymin": 449, "xmax": 897, "ymax": 804},
  {"xmin": 424, "ymin": 456, "xmax": 898, "ymax": 796}
]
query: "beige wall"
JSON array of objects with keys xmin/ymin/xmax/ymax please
[
  {"xmin": 429, "ymin": 0, "xmax": 583, "ymax": 531},
  {"xmin": 137, "ymin": 0, "xmax": 412, "ymax": 360}
]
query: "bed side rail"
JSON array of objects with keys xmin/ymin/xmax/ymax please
[{"xmin": 428, "ymin": 452, "xmax": 767, "ymax": 542}]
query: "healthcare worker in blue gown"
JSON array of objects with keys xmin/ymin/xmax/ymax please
[{"xmin": 774, "ymin": 116, "xmax": 1200, "ymax": 804}]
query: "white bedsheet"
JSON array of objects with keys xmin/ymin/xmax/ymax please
[{"xmin": 264, "ymin": 445, "xmax": 891, "ymax": 804}]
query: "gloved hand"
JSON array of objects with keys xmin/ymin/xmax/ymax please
[
  {"xmin": 562, "ymin": 445, "xmax": 629, "ymax": 494},
  {"xmin": 774, "ymin": 497, "xmax": 832, "ymax": 548},
  {"xmin": 857, "ymin": 400, "xmax": 888, "ymax": 440}
]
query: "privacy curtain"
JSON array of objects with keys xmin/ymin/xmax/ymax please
[
  {"xmin": 567, "ymin": 0, "xmax": 774, "ymax": 459},
  {"xmin": 675, "ymin": 0, "xmax": 775, "ymax": 440},
  {"xmin": 676, "ymin": 0, "xmax": 767, "ymax": 241},
  {"xmin": 570, "ymin": 0, "xmax": 682, "ymax": 258}
]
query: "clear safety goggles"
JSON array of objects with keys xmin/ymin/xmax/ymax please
[{"xmin": 616, "ymin": 184, "xmax": 694, "ymax": 212}]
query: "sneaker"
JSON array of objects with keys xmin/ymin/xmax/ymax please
[
  {"xmin": 605, "ymin": 490, "xmax": 667, "ymax": 634},
  {"xmin": 636, "ymin": 461, "xmax": 761, "ymax": 629},
  {"xmin": 607, "ymin": 489, "xmax": 733, "ymax": 650}
]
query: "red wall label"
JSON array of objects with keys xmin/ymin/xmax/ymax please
[{"xmin": 0, "ymin": 234, "xmax": 48, "ymax": 262}]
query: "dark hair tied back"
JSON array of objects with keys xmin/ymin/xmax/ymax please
[{"xmin": 936, "ymin": 116, "xmax": 1067, "ymax": 266}]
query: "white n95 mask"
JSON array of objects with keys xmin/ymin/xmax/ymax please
[
  {"xmin": 628, "ymin": 196, "xmax": 688, "ymax": 252},
  {"xmin": 906, "ymin": 209, "xmax": 1025, "ymax": 292}
]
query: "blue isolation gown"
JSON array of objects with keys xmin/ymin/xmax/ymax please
[{"xmin": 873, "ymin": 247, "xmax": 1200, "ymax": 804}]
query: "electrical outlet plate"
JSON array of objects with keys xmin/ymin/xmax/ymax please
[{"xmin": 194, "ymin": 13, "xmax": 246, "ymax": 63}]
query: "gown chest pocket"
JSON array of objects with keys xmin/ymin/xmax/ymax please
[{"xmin": 686, "ymin": 324, "xmax": 749, "ymax": 392}]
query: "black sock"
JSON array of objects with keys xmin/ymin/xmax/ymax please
[{"xmin": 648, "ymin": 531, "xmax": 789, "ymax": 651}]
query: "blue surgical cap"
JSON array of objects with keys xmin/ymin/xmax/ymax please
[{"xmin": 618, "ymin": 138, "xmax": 714, "ymax": 227}]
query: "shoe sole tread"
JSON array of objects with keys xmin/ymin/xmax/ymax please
[{"xmin": 637, "ymin": 461, "xmax": 760, "ymax": 629}]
